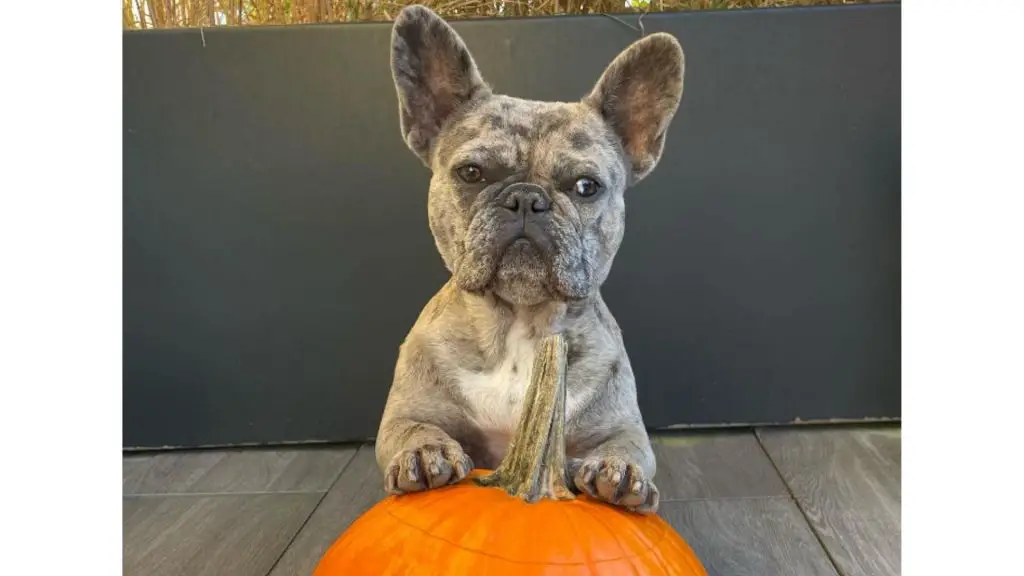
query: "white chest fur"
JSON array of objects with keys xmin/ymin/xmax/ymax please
[
  {"xmin": 457, "ymin": 320, "xmax": 536, "ymax": 433},
  {"xmin": 455, "ymin": 321, "xmax": 581, "ymax": 459}
]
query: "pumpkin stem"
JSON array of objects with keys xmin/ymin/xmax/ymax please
[{"xmin": 475, "ymin": 334, "xmax": 574, "ymax": 502}]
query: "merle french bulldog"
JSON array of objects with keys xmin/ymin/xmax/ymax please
[{"xmin": 375, "ymin": 5, "xmax": 685, "ymax": 514}]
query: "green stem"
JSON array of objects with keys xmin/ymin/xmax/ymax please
[{"xmin": 475, "ymin": 334, "xmax": 574, "ymax": 502}]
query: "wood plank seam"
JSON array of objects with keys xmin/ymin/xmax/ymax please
[
  {"xmin": 261, "ymin": 444, "xmax": 367, "ymax": 576},
  {"xmin": 753, "ymin": 429, "xmax": 846, "ymax": 576}
]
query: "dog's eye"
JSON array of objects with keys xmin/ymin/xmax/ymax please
[
  {"xmin": 573, "ymin": 177, "xmax": 601, "ymax": 198},
  {"xmin": 456, "ymin": 164, "xmax": 484, "ymax": 184}
]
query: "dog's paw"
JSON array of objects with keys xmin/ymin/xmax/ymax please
[
  {"xmin": 384, "ymin": 442, "xmax": 473, "ymax": 495},
  {"xmin": 570, "ymin": 456, "xmax": 660, "ymax": 514}
]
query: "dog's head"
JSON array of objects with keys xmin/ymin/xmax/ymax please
[{"xmin": 391, "ymin": 6, "xmax": 685, "ymax": 306}]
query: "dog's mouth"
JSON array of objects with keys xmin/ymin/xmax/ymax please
[
  {"xmin": 506, "ymin": 233, "xmax": 534, "ymax": 251},
  {"xmin": 500, "ymin": 234, "xmax": 542, "ymax": 260},
  {"xmin": 454, "ymin": 208, "xmax": 590, "ymax": 303},
  {"xmin": 512, "ymin": 233, "xmax": 530, "ymax": 243},
  {"xmin": 491, "ymin": 231, "xmax": 546, "ymax": 274},
  {"xmin": 487, "ymin": 219, "xmax": 547, "ymax": 261},
  {"xmin": 489, "ymin": 236, "xmax": 554, "ymax": 304},
  {"xmin": 454, "ymin": 223, "xmax": 553, "ymax": 296}
]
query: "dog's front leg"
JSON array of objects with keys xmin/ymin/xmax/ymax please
[
  {"xmin": 375, "ymin": 341, "xmax": 473, "ymax": 495},
  {"xmin": 570, "ymin": 425, "xmax": 660, "ymax": 514}
]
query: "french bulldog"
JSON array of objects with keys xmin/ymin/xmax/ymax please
[{"xmin": 375, "ymin": 5, "xmax": 685, "ymax": 514}]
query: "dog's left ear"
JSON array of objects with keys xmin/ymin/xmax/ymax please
[
  {"xmin": 391, "ymin": 5, "xmax": 490, "ymax": 165},
  {"xmin": 584, "ymin": 33, "xmax": 685, "ymax": 184}
]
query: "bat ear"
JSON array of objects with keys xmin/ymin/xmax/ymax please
[
  {"xmin": 584, "ymin": 33, "xmax": 685, "ymax": 184},
  {"xmin": 391, "ymin": 5, "xmax": 490, "ymax": 164}
]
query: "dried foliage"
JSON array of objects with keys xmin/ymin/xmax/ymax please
[{"xmin": 122, "ymin": 0, "xmax": 880, "ymax": 29}]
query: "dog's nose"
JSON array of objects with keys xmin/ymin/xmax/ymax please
[{"xmin": 501, "ymin": 184, "xmax": 550, "ymax": 215}]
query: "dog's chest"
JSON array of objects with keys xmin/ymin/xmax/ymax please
[
  {"xmin": 456, "ymin": 322, "xmax": 536, "ymax": 436},
  {"xmin": 455, "ymin": 322, "xmax": 586, "ymax": 463}
]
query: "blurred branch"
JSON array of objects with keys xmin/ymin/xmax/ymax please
[{"xmin": 123, "ymin": 0, "xmax": 882, "ymax": 29}]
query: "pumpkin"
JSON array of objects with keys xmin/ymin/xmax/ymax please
[{"xmin": 313, "ymin": 335, "xmax": 708, "ymax": 575}]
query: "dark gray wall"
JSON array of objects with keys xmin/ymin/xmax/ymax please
[{"xmin": 123, "ymin": 5, "xmax": 900, "ymax": 449}]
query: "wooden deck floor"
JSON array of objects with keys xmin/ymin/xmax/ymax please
[{"xmin": 123, "ymin": 425, "xmax": 900, "ymax": 576}]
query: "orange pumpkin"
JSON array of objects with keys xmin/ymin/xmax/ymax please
[{"xmin": 313, "ymin": 335, "xmax": 707, "ymax": 575}]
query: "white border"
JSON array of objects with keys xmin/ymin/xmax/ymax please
[
  {"xmin": 0, "ymin": 2, "xmax": 121, "ymax": 573},
  {"xmin": 1, "ymin": 1, "xmax": 1022, "ymax": 573},
  {"xmin": 904, "ymin": 0, "xmax": 1024, "ymax": 573}
]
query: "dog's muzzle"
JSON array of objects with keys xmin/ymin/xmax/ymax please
[{"xmin": 495, "ymin": 182, "xmax": 554, "ymax": 249}]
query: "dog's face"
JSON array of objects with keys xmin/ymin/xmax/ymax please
[{"xmin": 391, "ymin": 6, "xmax": 685, "ymax": 306}]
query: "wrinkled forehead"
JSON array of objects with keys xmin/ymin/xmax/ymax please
[{"xmin": 434, "ymin": 95, "xmax": 626, "ymax": 186}]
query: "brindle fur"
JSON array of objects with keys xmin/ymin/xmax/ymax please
[{"xmin": 377, "ymin": 5, "xmax": 685, "ymax": 514}]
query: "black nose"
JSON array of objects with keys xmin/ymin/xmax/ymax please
[{"xmin": 501, "ymin": 184, "xmax": 550, "ymax": 214}]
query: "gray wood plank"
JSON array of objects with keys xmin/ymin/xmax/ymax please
[
  {"xmin": 123, "ymin": 493, "xmax": 321, "ymax": 576},
  {"xmin": 651, "ymin": 430, "xmax": 789, "ymax": 500},
  {"xmin": 269, "ymin": 445, "xmax": 385, "ymax": 576},
  {"xmin": 122, "ymin": 446, "xmax": 356, "ymax": 495},
  {"xmin": 757, "ymin": 426, "xmax": 901, "ymax": 576},
  {"xmin": 660, "ymin": 497, "xmax": 839, "ymax": 576}
]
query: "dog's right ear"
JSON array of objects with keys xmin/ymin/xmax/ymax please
[{"xmin": 391, "ymin": 5, "xmax": 490, "ymax": 165}]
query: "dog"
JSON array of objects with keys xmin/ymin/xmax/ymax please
[{"xmin": 375, "ymin": 5, "xmax": 685, "ymax": 514}]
